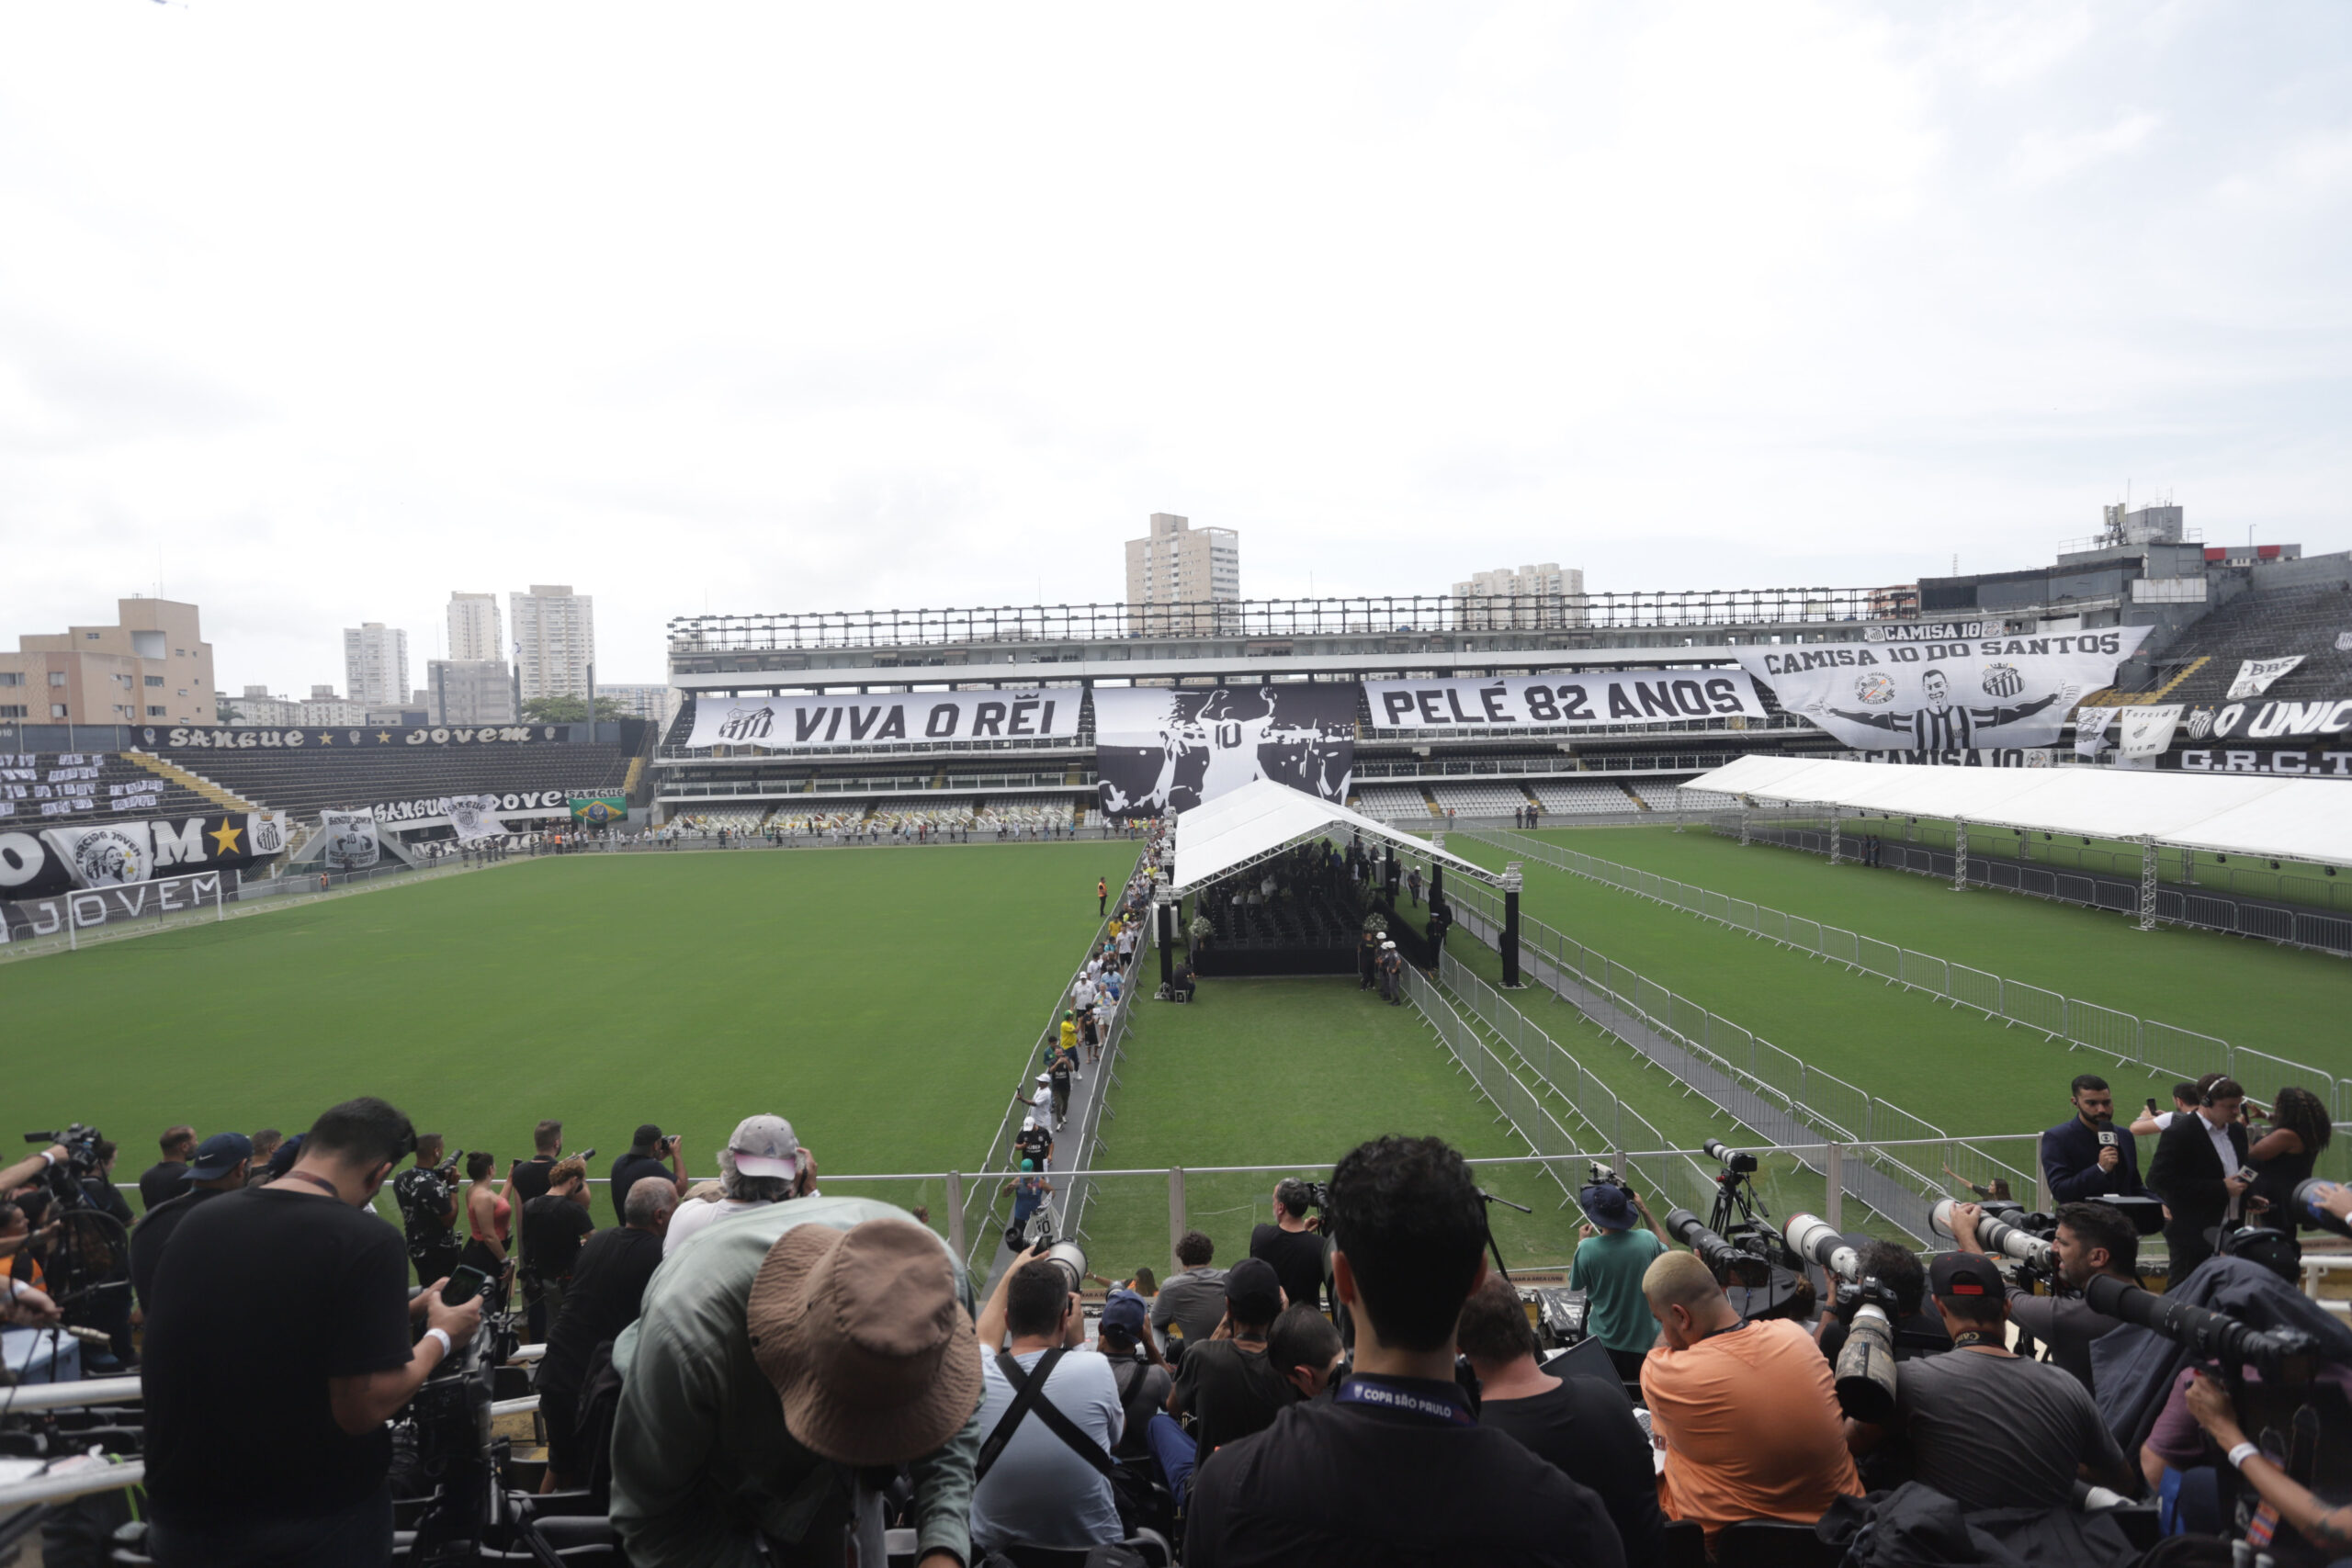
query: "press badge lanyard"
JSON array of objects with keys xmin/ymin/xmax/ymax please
[{"xmin": 1335, "ymin": 1374, "xmax": 1476, "ymax": 1427}]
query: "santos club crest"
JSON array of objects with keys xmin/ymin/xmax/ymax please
[
  {"xmin": 1854, "ymin": 673, "xmax": 1895, "ymax": 705},
  {"xmin": 717, "ymin": 705, "xmax": 777, "ymax": 742},
  {"xmin": 1980, "ymin": 663, "xmax": 2024, "ymax": 699}
]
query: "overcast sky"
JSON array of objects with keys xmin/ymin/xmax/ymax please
[{"xmin": 5, "ymin": 3, "xmax": 2348, "ymax": 694}]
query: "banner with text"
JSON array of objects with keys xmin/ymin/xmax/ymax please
[
  {"xmin": 1739, "ymin": 627, "xmax": 2150, "ymax": 752},
  {"xmin": 1365, "ymin": 671, "xmax": 1768, "ymax": 730},
  {"xmin": 1095, "ymin": 684, "xmax": 1356, "ymax": 818},
  {"xmin": 2226, "ymin": 657, "xmax": 2305, "ymax": 700},
  {"xmin": 1, "ymin": 869, "xmax": 242, "ymax": 943},
  {"xmin": 0, "ymin": 811, "xmax": 286, "ymax": 900},
  {"xmin": 2172, "ymin": 748, "xmax": 2352, "ymax": 778},
  {"xmin": 141, "ymin": 724, "xmax": 568, "ymax": 750},
  {"xmin": 317, "ymin": 810, "xmax": 382, "ymax": 869},
  {"xmin": 2180, "ymin": 697, "xmax": 2352, "ymax": 743},
  {"xmin": 684, "ymin": 689, "xmax": 1080, "ymax": 750},
  {"xmin": 2119, "ymin": 705, "xmax": 2184, "ymax": 759},
  {"xmin": 1854, "ymin": 749, "xmax": 2054, "ymax": 768},
  {"xmin": 447, "ymin": 795, "xmax": 505, "ymax": 842}
]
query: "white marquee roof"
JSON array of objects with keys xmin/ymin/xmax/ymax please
[
  {"xmin": 1683, "ymin": 756, "xmax": 2352, "ymax": 869},
  {"xmin": 1168, "ymin": 779, "xmax": 1495, "ymax": 892}
]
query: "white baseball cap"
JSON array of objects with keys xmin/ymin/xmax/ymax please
[
  {"xmin": 1023, "ymin": 1116, "xmax": 1037, "ymax": 1131},
  {"xmin": 727, "ymin": 1113, "xmax": 802, "ymax": 1179},
  {"xmin": 1382, "ymin": 941, "xmax": 1396, "ymax": 950}
]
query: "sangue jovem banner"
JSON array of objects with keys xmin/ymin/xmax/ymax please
[
  {"xmin": 1363, "ymin": 671, "xmax": 1768, "ymax": 729},
  {"xmin": 684, "ymin": 689, "xmax": 1080, "ymax": 749},
  {"xmin": 1, "ymin": 870, "xmax": 241, "ymax": 944},
  {"xmin": 1739, "ymin": 627, "xmax": 2149, "ymax": 752}
]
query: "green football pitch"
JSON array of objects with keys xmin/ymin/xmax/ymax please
[
  {"xmin": 5, "ymin": 844, "xmax": 1145, "ymax": 1209},
  {"xmin": 1433, "ymin": 826, "xmax": 2352, "ymax": 1143}
]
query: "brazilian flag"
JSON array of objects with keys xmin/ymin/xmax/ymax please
[{"xmin": 570, "ymin": 795, "xmax": 628, "ymax": 827}]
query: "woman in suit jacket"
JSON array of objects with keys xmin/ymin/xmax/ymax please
[{"xmin": 2145, "ymin": 1076, "xmax": 2252, "ymax": 1280}]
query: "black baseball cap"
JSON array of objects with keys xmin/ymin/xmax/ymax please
[
  {"xmin": 1225, "ymin": 1258, "xmax": 1283, "ymax": 1320},
  {"xmin": 186, "ymin": 1132, "xmax": 253, "ymax": 1180},
  {"xmin": 1929, "ymin": 1251, "xmax": 2004, "ymax": 1301},
  {"xmin": 632, "ymin": 1123, "xmax": 665, "ymax": 1150}
]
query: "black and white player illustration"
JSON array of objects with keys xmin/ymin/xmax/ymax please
[
  {"xmin": 1099, "ymin": 686, "xmax": 1352, "ymax": 817},
  {"xmin": 1810, "ymin": 667, "xmax": 2079, "ymax": 751}
]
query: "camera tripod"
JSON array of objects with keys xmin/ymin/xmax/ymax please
[
  {"xmin": 1707, "ymin": 1162, "xmax": 1770, "ymax": 1243},
  {"xmin": 1477, "ymin": 1189, "xmax": 1532, "ymax": 1283}
]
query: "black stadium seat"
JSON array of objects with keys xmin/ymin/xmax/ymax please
[{"xmin": 1713, "ymin": 1518, "xmax": 1844, "ymax": 1568}]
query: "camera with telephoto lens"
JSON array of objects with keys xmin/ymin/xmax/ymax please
[
  {"xmin": 1704, "ymin": 1139, "xmax": 1759, "ymax": 1175},
  {"xmin": 23, "ymin": 1125, "xmax": 106, "ymax": 1186},
  {"xmin": 2083, "ymin": 1274, "xmax": 2321, "ymax": 1379},
  {"xmin": 1782, "ymin": 1213, "xmax": 1901, "ymax": 1420},
  {"xmin": 1588, "ymin": 1161, "xmax": 1625, "ymax": 1190},
  {"xmin": 1664, "ymin": 1208, "xmax": 1770, "ymax": 1287}
]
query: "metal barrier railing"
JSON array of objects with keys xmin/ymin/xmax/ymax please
[{"xmin": 1474, "ymin": 824, "xmax": 2352, "ymax": 1173}]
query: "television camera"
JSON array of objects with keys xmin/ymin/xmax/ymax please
[{"xmin": 18, "ymin": 1125, "xmax": 132, "ymax": 1322}]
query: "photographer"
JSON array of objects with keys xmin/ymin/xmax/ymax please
[
  {"xmin": 2041, "ymin": 1074, "xmax": 2145, "ymax": 1202},
  {"xmin": 1096, "ymin": 1289, "xmax": 1172, "ymax": 1459},
  {"xmin": 1160, "ymin": 1258, "xmax": 1295, "ymax": 1461},
  {"xmin": 970, "ymin": 1247, "xmax": 1125, "ymax": 1554},
  {"xmin": 2182, "ymin": 1371, "xmax": 2352, "ymax": 1555},
  {"xmin": 511, "ymin": 1118, "xmax": 565, "ymax": 1207},
  {"xmin": 1842, "ymin": 1253, "xmax": 2135, "ymax": 1509},
  {"xmin": 608, "ymin": 1201, "xmax": 983, "ymax": 1568},
  {"xmin": 609, "ymin": 1122, "xmax": 689, "ymax": 1224},
  {"xmin": 1568, "ymin": 1172, "xmax": 1670, "ymax": 1382},
  {"xmin": 519, "ymin": 1156, "xmax": 595, "ymax": 1326},
  {"xmin": 1250, "ymin": 1179, "xmax": 1328, "ymax": 1315},
  {"xmin": 2147, "ymin": 1075, "xmax": 2253, "ymax": 1279},
  {"xmin": 1183, "ymin": 1136, "xmax": 1623, "ymax": 1567},
  {"xmin": 1640, "ymin": 1251, "xmax": 1860, "ymax": 1540},
  {"xmin": 141, "ymin": 1097, "xmax": 483, "ymax": 1568},
  {"xmin": 0, "ymin": 1141, "xmax": 69, "ymax": 1201},
  {"xmin": 391, "ymin": 1132, "xmax": 462, "ymax": 1290},
  {"xmin": 1811, "ymin": 1239, "xmax": 1950, "ymax": 1364},
  {"xmin": 1946, "ymin": 1199, "xmax": 2132, "ymax": 1393}
]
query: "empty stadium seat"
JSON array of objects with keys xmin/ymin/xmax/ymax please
[
  {"xmin": 1351, "ymin": 784, "xmax": 1431, "ymax": 819},
  {"xmin": 171, "ymin": 740, "xmax": 633, "ymax": 824},
  {"xmin": 1526, "ymin": 779, "xmax": 1637, "ymax": 816},
  {"xmin": 1426, "ymin": 782, "xmax": 1534, "ymax": 818},
  {"xmin": 1, "ymin": 751, "xmax": 219, "ymax": 829}
]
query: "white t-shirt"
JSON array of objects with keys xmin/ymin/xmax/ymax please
[
  {"xmin": 2152, "ymin": 1111, "xmax": 2178, "ymax": 1130},
  {"xmin": 663, "ymin": 1196, "xmax": 777, "ymax": 1257},
  {"xmin": 968, "ymin": 1348, "xmax": 1123, "ymax": 1551},
  {"xmin": 1073, "ymin": 980, "xmax": 1097, "ymax": 1010}
]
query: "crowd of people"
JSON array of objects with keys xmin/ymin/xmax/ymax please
[{"xmin": 16, "ymin": 1075, "xmax": 2352, "ymax": 1567}]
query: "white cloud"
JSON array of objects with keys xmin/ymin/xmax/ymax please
[{"xmin": 0, "ymin": 0, "xmax": 2346, "ymax": 693}]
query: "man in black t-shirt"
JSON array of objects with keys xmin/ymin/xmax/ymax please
[
  {"xmin": 1148, "ymin": 1258, "xmax": 1295, "ymax": 1506},
  {"xmin": 142, "ymin": 1098, "xmax": 481, "ymax": 1568},
  {"xmin": 130, "ymin": 1133, "xmax": 252, "ymax": 1314},
  {"xmin": 1185, "ymin": 1135, "xmax": 1623, "ymax": 1568},
  {"xmin": 390, "ymin": 1133, "xmax": 461, "ymax": 1289},
  {"xmin": 1250, "ymin": 1179, "xmax": 1328, "ymax": 1315},
  {"xmin": 509, "ymin": 1119, "xmax": 565, "ymax": 1209},
  {"xmin": 608, "ymin": 1123, "xmax": 689, "ymax": 1224},
  {"xmin": 520, "ymin": 1156, "xmax": 596, "ymax": 1332},
  {"xmin": 538, "ymin": 1176, "xmax": 678, "ymax": 1489},
  {"xmin": 1458, "ymin": 1273, "xmax": 1662, "ymax": 1562},
  {"xmin": 138, "ymin": 1124, "xmax": 197, "ymax": 1211}
]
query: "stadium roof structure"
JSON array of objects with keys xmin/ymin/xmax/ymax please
[
  {"xmin": 1684, "ymin": 755, "xmax": 2352, "ymax": 869},
  {"xmin": 1167, "ymin": 778, "xmax": 1498, "ymax": 893}
]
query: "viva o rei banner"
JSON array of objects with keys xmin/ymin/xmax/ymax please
[
  {"xmin": 685, "ymin": 688, "xmax": 1080, "ymax": 749},
  {"xmin": 569, "ymin": 795, "xmax": 628, "ymax": 826},
  {"xmin": 1365, "ymin": 670, "xmax": 1770, "ymax": 728},
  {"xmin": 1739, "ymin": 627, "xmax": 2151, "ymax": 751},
  {"xmin": 1094, "ymin": 683, "xmax": 1356, "ymax": 819},
  {"xmin": 0, "ymin": 810, "xmax": 288, "ymax": 901}
]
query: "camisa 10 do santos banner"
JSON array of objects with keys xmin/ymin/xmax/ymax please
[{"xmin": 1738, "ymin": 626, "xmax": 2150, "ymax": 752}]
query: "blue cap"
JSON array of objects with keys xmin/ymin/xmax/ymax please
[
  {"xmin": 1100, "ymin": 1288, "xmax": 1149, "ymax": 1337},
  {"xmin": 1577, "ymin": 1182, "xmax": 1635, "ymax": 1232},
  {"xmin": 187, "ymin": 1132, "xmax": 254, "ymax": 1180}
]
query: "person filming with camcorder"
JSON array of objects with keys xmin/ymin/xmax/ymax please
[{"xmin": 141, "ymin": 1096, "xmax": 484, "ymax": 1568}]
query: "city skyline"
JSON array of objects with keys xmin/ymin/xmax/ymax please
[{"xmin": 3, "ymin": 4, "xmax": 2347, "ymax": 696}]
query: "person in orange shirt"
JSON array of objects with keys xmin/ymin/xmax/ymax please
[{"xmin": 1638, "ymin": 1251, "xmax": 1861, "ymax": 1538}]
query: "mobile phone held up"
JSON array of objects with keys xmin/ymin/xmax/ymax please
[{"xmin": 441, "ymin": 1264, "xmax": 492, "ymax": 1308}]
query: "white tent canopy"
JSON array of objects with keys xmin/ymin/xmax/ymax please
[
  {"xmin": 1682, "ymin": 756, "xmax": 2352, "ymax": 869},
  {"xmin": 1167, "ymin": 779, "xmax": 1496, "ymax": 893}
]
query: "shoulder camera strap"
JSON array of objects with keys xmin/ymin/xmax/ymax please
[{"xmin": 976, "ymin": 1348, "xmax": 1117, "ymax": 1483}]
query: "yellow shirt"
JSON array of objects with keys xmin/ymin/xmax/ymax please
[{"xmin": 1060, "ymin": 1021, "xmax": 1079, "ymax": 1054}]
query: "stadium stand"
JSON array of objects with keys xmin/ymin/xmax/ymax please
[
  {"xmin": 164, "ymin": 739, "xmax": 633, "ymax": 821},
  {"xmin": 1527, "ymin": 778, "xmax": 1644, "ymax": 816},
  {"xmin": 1350, "ymin": 783, "xmax": 1432, "ymax": 819},
  {"xmin": 1426, "ymin": 781, "xmax": 1536, "ymax": 818},
  {"xmin": 0, "ymin": 751, "xmax": 222, "ymax": 829},
  {"xmin": 2111, "ymin": 581, "xmax": 2352, "ymax": 706}
]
